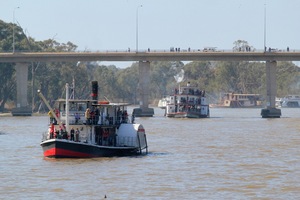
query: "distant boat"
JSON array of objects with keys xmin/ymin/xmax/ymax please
[
  {"xmin": 158, "ymin": 96, "xmax": 168, "ymax": 109},
  {"xmin": 278, "ymin": 95, "xmax": 300, "ymax": 108},
  {"xmin": 38, "ymin": 81, "xmax": 148, "ymax": 158},
  {"xmin": 165, "ymin": 82, "xmax": 210, "ymax": 118},
  {"xmin": 275, "ymin": 97, "xmax": 282, "ymax": 107},
  {"xmin": 213, "ymin": 93, "xmax": 263, "ymax": 108}
]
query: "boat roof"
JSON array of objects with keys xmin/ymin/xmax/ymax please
[
  {"xmin": 223, "ymin": 93, "xmax": 261, "ymax": 96},
  {"xmin": 282, "ymin": 95, "xmax": 300, "ymax": 99},
  {"xmin": 56, "ymin": 99, "xmax": 92, "ymax": 102},
  {"xmin": 180, "ymin": 86, "xmax": 199, "ymax": 89},
  {"xmin": 93, "ymin": 103, "xmax": 131, "ymax": 107}
]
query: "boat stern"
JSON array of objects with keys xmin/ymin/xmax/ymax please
[{"xmin": 117, "ymin": 124, "xmax": 148, "ymax": 154}]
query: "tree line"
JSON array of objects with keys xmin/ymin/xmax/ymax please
[{"xmin": 0, "ymin": 20, "xmax": 300, "ymax": 112}]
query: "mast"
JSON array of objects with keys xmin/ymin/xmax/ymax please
[
  {"xmin": 68, "ymin": 77, "xmax": 75, "ymax": 99},
  {"xmin": 66, "ymin": 83, "xmax": 70, "ymax": 133}
]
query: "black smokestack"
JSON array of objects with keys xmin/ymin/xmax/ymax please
[{"xmin": 91, "ymin": 81, "xmax": 98, "ymax": 101}]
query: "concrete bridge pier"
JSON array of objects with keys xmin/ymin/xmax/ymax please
[
  {"xmin": 11, "ymin": 63, "xmax": 32, "ymax": 116},
  {"xmin": 132, "ymin": 61, "xmax": 154, "ymax": 117},
  {"xmin": 261, "ymin": 60, "xmax": 281, "ymax": 118}
]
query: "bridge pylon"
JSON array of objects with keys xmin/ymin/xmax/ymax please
[
  {"xmin": 261, "ymin": 60, "xmax": 281, "ymax": 118},
  {"xmin": 132, "ymin": 61, "xmax": 154, "ymax": 117},
  {"xmin": 11, "ymin": 63, "xmax": 32, "ymax": 116}
]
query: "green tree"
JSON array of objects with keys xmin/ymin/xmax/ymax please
[
  {"xmin": 149, "ymin": 61, "xmax": 184, "ymax": 99},
  {"xmin": 215, "ymin": 61, "xmax": 240, "ymax": 92},
  {"xmin": 276, "ymin": 61, "xmax": 300, "ymax": 96},
  {"xmin": 184, "ymin": 61, "xmax": 215, "ymax": 91},
  {"xmin": 0, "ymin": 20, "xmax": 24, "ymax": 111},
  {"xmin": 116, "ymin": 64, "xmax": 139, "ymax": 103},
  {"xmin": 92, "ymin": 65, "xmax": 119, "ymax": 101},
  {"xmin": 233, "ymin": 39, "xmax": 254, "ymax": 52},
  {"xmin": 235, "ymin": 61, "xmax": 265, "ymax": 94},
  {"xmin": 0, "ymin": 64, "xmax": 16, "ymax": 111}
]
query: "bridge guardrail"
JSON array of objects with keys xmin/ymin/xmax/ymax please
[{"xmin": 1, "ymin": 48, "xmax": 300, "ymax": 54}]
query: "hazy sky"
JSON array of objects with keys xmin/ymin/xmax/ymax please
[{"xmin": 1, "ymin": 0, "xmax": 300, "ymax": 67}]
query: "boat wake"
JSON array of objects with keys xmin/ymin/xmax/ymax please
[{"xmin": 146, "ymin": 152, "xmax": 171, "ymax": 157}]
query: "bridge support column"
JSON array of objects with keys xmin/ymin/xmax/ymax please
[
  {"xmin": 132, "ymin": 61, "xmax": 154, "ymax": 117},
  {"xmin": 261, "ymin": 60, "xmax": 281, "ymax": 118},
  {"xmin": 12, "ymin": 63, "xmax": 32, "ymax": 116}
]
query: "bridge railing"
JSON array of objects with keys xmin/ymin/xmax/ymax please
[{"xmin": 2, "ymin": 48, "xmax": 300, "ymax": 54}]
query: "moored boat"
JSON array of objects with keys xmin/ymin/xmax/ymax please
[
  {"xmin": 278, "ymin": 95, "xmax": 300, "ymax": 108},
  {"xmin": 39, "ymin": 81, "xmax": 148, "ymax": 158},
  {"xmin": 157, "ymin": 96, "xmax": 169, "ymax": 109},
  {"xmin": 214, "ymin": 93, "xmax": 263, "ymax": 108},
  {"xmin": 165, "ymin": 82, "xmax": 210, "ymax": 118}
]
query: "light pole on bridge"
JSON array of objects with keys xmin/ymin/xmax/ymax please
[
  {"xmin": 136, "ymin": 5, "xmax": 142, "ymax": 53},
  {"xmin": 264, "ymin": 3, "xmax": 267, "ymax": 52},
  {"xmin": 13, "ymin": 6, "xmax": 20, "ymax": 53}
]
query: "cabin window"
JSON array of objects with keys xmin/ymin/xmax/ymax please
[
  {"xmin": 78, "ymin": 103, "xmax": 87, "ymax": 111},
  {"xmin": 60, "ymin": 102, "xmax": 88, "ymax": 112},
  {"xmin": 70, "ymin": 103, "xmax": 77, "ymax": 111}
]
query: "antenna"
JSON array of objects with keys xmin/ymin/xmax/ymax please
[
  {"xmin": 69, "ymin": 77, "xmax": 75, "ymax": 99},
  {"xmin": 264, "ymin": 3, "xmax": 267, "ymax": 51}
]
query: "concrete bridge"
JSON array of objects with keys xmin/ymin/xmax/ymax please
[{"xmin": 1, "ymin": 50, "xmax": 300, "ymax": 117}]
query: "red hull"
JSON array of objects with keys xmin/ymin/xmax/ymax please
[
  {"xmin": 41, "ymin": 139, "xmax": 141, "ymax": 158},
  {"xmin": 43, "ymin": 148, "xmax": 92, "ymax": 158}
]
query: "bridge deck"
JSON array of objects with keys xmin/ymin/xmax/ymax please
[{"xmin": 1, "ymin": 51, "xmax": 300, "ymax": 63}]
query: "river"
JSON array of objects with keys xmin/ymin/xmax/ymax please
[{"xmin": 0, "ymin": 107, "xmax": 299, "ymax": 199}]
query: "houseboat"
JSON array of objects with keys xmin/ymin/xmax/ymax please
[{"xmin": 217, "ymin": 93, "xmax": 263, "ymax": 108}]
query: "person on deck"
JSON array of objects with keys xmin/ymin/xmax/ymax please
[
  {"xmin": 48, "ymin": 123, "xmax": 55, "ymax": 139},
  {"xmin": 85, "ymin": 108, "xmax": 91, "ymax": 124},
  {"xmin": 95, "ymin": 108, "xmax": 100, "ymax": 124},
  {"xmin": 75, "ymin": 128, "xmax": 80, "ymax": 142},
  {"xmin": 74, "ymin": 113, "xmax": 80, "ymax": 124},
  {"xmin": 102, "ymin": 129, "xmax": 109, "ymax": 145},
  {"xmin": 122, "ymin": 110, "xmax": 128, "ymax": 123},
  {"xmin": 54, "ymin": 108, "xmax": 59, "ymax": 124},
  {"xmin": 60, "ymin": 123, "xmax": 67, "ymax": 139},
  {"xmin": 48, "ymin": 111, "xmax": 54, "ymax": 124},
  {"xmin": 90, "ymin": 109, "xmax": 95, "ymax": 124},
  {"xmin": 70, "ymin": 127, "xmax": 75, "ymax": 141}
]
